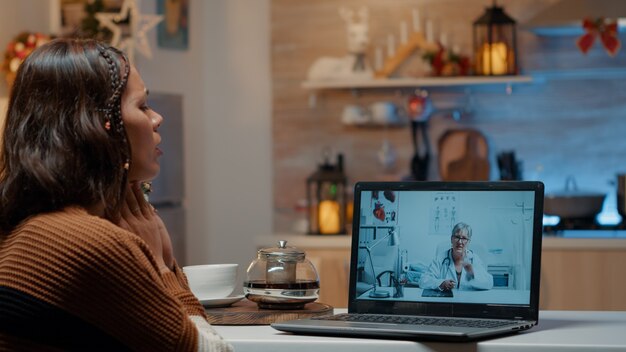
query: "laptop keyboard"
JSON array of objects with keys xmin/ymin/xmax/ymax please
[{"xmin": 313, "ymin": 314, "xmax": 519, "ymax": 329}]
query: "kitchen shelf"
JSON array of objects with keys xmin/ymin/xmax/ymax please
[
  {"xmin": 528, "ymin": 67, "xmax": 626, "ymax": 81},
  {"xmin": 301, "ymin": 75, "xmax": 533, "ymax": 90}
]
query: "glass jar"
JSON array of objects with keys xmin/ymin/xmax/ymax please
[{"xmin": 244, "ymin": 240, "xmax": 320, "ymax": 309}]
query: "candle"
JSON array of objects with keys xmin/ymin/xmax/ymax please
[
  {"xmin": 375, "ymin": 46, "xmax": 383, "ymax": 70},
  {"xmin": 412, "ymin": 8, "xmax": 421, "ymax": 32},
  {"xmin": 481, "ymin": 42, "xmax": 508, "ymax": 75},
  {"xmin": 400, "ymin": 21, "xmax": 408, "ymax": 45},
  {"xmin": 439, "ymin": 32, "xmax": 448, "ymax": 47},
  {"xmin": 387, "ymin": 34, "xmax": 395, "ymax": 57},
  {"xmin": 425, "ymin": 19, "xmax": 435, "ymax": 43},
  {"xmin": 318, "ymin": 200, "xmax": 341, "ymax": 234}
]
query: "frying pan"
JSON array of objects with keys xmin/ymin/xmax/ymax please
[{"xmin": 544, "ymin": 176, "xmax": 606, "ymax": 219}]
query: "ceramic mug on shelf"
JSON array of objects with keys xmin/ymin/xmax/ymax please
[
  {"xmin": 341, "ymin": 105, "xmax": 370, "ymax": 125},
  {"xmin": 370, "ymin": 101, "xmax": 400, "ymax": 125}
]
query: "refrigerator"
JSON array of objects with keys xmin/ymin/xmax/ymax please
[{"xmin": 147, "ymin": 93, "xmax": 186, "ymax": 265}]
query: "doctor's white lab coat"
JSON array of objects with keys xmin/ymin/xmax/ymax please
[{"xmin": 419, "ymin": 248, "xmax": 493, "ymax": 290}]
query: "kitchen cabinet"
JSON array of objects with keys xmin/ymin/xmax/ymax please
[
  {"xmin": 540, "ymin": 237, "xmax": 626, "ymax": 311},
  {"xmin": 305, "ymin": 247, "xmax": 351, "ymax": 308}
]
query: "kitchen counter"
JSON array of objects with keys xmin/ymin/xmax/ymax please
[
  {"xmin": 261, "ymin": 234, "xmax": 626, "ymax": 310},
  {"xmin": 262, "ymin": 234, "xmax": 352, "ymax": 249},
  {"xmin": 213, "ymin": 310, "xmax": 626, "ymax": 352},
  {"xmin": 542, "ymin": 234, "xmax": 626, "ymax": 249},
  {"xmin": 263, "ymin": 233, "xmax": 626, "ymax": 250}
]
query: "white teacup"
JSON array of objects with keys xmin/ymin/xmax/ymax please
[{"xmin": 183, "ymin": 263, "xmax": 238, "ymax": 300}]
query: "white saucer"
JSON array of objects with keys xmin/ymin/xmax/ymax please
[{"xmin": 200, "ymin": 295, "xmax": 245, "ymax": 308}]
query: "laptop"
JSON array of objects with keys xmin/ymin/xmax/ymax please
[{"xmin": 272, "ymin": 181, "xmax": 544, "ymax": 341}]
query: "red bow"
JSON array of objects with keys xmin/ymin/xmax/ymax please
[{"xmin": 577, "ymin": 17, "xmax": 621, "ymax": 56}]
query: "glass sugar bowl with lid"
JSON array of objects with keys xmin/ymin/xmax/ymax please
[{"xmin": 244, "ymin": 240, "xmax": 320, "ymax": 309}]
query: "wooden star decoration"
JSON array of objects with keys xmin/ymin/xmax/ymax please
[{"xmin": 95, "ymin": 0, "xmax": 163, "ymax": 63}]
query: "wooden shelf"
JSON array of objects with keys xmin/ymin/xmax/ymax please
[
  {"xmin": 301, "ymin": 75, "xmax": 533, "ymax": 90},
  {"xmin": 529, "ymin": 67, "xmax": 626, "ymax": 81}
]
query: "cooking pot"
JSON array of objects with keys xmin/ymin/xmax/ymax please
[
  {"xmin": 544, "ymin": 176, "xmax": 606, "ymax": 219},
  {"xmin": 618, "ymin": 174, "xmax": 626, "ymax": 218}
]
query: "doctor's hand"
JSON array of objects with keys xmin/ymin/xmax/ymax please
[
  {"xmin": 439, "ymin": 279, "xmax": 456, "ymax": 291},
  {"xmin": 463, "ymin": 262, "xmax": 475, "ymax": 279}
]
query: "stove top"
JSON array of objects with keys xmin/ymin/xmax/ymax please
[{"xmin": 543, "ymin": 216, "xmax": 626, "ymax": 236}]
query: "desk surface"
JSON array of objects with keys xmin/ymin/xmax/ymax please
[{"xmin": 213, "ymin": 310, "xmax": 626, "ymax": 352}]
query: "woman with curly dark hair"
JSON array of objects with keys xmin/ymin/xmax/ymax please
[{"xmin": 0, "ymin": 38, "xmax": 232, "ymax": 351}]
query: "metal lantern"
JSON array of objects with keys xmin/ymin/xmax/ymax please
[
  {"xmin": 473, "ymin": 2, "xmax": 517, "ymax": 76},
  {"xmin": 306, "ymin": 153, "xmax": 347, "ymax": 235}
]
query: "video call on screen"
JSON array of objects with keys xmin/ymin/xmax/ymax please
[{"xmin": 355, "ymin": 190, "xmax": 535, "ymax": 306}]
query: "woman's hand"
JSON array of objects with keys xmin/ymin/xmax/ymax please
[
  {"xmin": 117, "ymin": 182, "xmax": 174, "ymax": 272},
  {"xmin": 153, "ymin": 211, "xmax": 175, "ymax": 269}
]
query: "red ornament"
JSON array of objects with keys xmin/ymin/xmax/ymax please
[
  {"xmin": 431, "ymin": 44, "xmax": 446, "ymax": 76},
  {"xmin": 458, "ymin": 56, "xmax": 471, "ymax": 76},
  {"xmin": 407, "ymin": 90, "xmax": 432, "ymax": 122},
  {"xmin": 577, "ymin": 17, "xmax": 621, "ymax": 57}
]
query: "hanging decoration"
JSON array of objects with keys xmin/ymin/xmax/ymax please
[
  {"xmin": 421, "ymin": 43, "xmax": 471, "ymax": 76},
  {"xmin": 75, "ymin": 0, "xmax": 113, "ymax": 42},
  {"xmin": 96, "ymin": 0, "xmax": 163, "ymax": 63},
  {"xmin": 2, "ymin": 32, "xmax": 52, "ymax": 92},
  {"xmin": 306, "ymin": 7, "xmax": 373, "ymax": 81},
  {"xmin": 576, "ymin": 18, "xmax": 620, "ymax": 57}
]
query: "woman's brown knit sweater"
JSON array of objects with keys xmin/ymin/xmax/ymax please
[{"xmin": 0, "ymin": 207, "xmax": 231, "ymax": 351}]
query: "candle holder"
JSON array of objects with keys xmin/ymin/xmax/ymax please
[
  {"xmin": 473, "ymin": 1, "xmax": 517, "ymax": 76},
  {"xmin": 306, "ymin": 151, "xmax": 348, "ymax": 235}
]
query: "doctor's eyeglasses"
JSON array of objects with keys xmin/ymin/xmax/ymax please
[{"xmin": 452, "ymin": 235, "xmax": 470, "ymax": 243}]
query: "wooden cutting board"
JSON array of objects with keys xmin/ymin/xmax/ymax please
[
  {"xmin": 204, "ymin": 299, "xmax": 333, "ymax": 325},
  {"xmin": 446, "ymin": 151, "xmax": 490, "ymax": 181},
  {"xmin": 438, "ymin": 128, "xmax": 489, "ymax": 181}
]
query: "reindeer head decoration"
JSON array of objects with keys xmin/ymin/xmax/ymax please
[{"xmin": 339, "ymin": 7, "xmax": 370, "ymax": 55}]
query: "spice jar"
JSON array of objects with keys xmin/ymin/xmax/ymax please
[{"xmin": 244, "ymin": 240, "xmax": 320, "ymax": 309}]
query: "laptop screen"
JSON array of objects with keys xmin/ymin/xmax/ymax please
[{"xmin": 349, "ymin": 181, "xmax": 544, "ymax": 320}]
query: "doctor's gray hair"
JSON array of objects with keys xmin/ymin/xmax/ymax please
[{"xmin": 451, "ymin": 222, "xmax": 472, "ymax": 239}]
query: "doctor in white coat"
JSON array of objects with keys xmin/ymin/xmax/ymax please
[{"xmin": 419, "ymin": 222, "xmax": 493, "ymax": 291}]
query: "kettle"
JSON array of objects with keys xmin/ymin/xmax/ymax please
[{"xmin": 243, "ymin": 240, "xmax": 320, "ymax": 309}]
